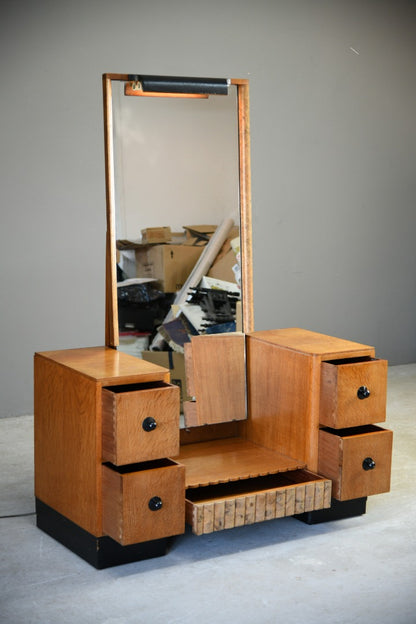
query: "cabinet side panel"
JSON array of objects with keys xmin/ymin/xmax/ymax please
[
  {"xmin": 246, "ymin": 338, "xmax": 315, "ymax": 466},
  {"xmin": 34, "ymin": 355, "xmax": 101, "ymax": 535}
]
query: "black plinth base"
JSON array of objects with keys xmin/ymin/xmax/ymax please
[
  {"xmin": 295, "ymin": 497, "xmax": 367, "ymax": 525},
  {"xmin": 36, "ymin": 499, "xmax": 170, "ymax": 569}
]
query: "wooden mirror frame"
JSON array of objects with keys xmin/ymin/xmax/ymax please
[{"xmin": 102, "ymin": 73, "xmax": 253, "ymax": 348}]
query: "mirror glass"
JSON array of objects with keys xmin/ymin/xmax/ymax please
[{"xmin": 111, "ymin": 82, "xmax": 242, "ymax": 354}]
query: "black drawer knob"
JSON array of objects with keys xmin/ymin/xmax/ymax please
[
  {"xmin": 148, "ymin": 496, "xmax": 163, "ymax": 511},
  {"xmin": 142, "ymin": 417, "xmax": 157, "ymax": 432},
  {"xmin": 362, "ymin": 457, "xmax": 376, "ymax": 471},
  {"xmin": 357, "ymin": 386, "xmax": 371, "ymax": 400}
]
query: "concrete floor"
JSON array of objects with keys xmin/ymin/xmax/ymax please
[{"xmin": 0, "ymin": 365, "xmax": 415, "ymax": 624}]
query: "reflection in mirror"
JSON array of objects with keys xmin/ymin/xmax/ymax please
[
  {"xmin": 112, "ymin": 81, "xmax": 241, "ymax": 348},
  {"xmin": 113, "ymin": 82, "xmax": 239, "ymax": 240},
  {"xmin": 103, "ymin": 74, "xmax": 252, "ymax": 426}
]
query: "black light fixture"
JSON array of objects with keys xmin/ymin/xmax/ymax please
[{"xmin": 125, "ymin": 74, "xmax": 230, "ymax": 98}]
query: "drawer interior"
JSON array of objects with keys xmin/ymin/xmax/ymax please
[
  {"xmin": 103, "ymin": 457, "xmax": 178, "ymax": 473},
  {"xmin": 320, "ymin": 424, "xmax": 386, "ymax": 438},
  {"xmin": 322, "ymin": 356, "xmax": 374, "ymax": 365},
  {"xmin": 186, "ymin": 470, "xmax": 328, "ymax": 503},
  {"xmin": 103, "ymin": 380, "xmax": 172, "ymax": 393}
]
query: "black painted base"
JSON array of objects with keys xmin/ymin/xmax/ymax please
[
  {"xmin": 36, "ymin": 499, "xmax": 170, "ymax": 569},
  {"xmin": 295, "ymin": 497, "xmax": 367, "ymax": 525}
]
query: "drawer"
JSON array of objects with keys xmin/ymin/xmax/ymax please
[
  {"xmin": 318, "ymin": 425, "xmax": 393, "ymax": 501},
  {"xmin": 185, "ymin": 470, "xmax": 331, "ymax": 535},
  {"xmin": 102, "ymin": 459, "xmax": 185, "ymax": 546},
  {"xmin": 102, "ymin": 382, "xmax": 180, "ymax": 465},
  {"xmin": 320, "ymin": 357, "xmax": 387, "ymax": 428}
]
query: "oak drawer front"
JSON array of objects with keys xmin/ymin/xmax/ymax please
[
  {"xmin": 185, "ymin": 470, "xmax": 331, "ymax": 536},
  {"xmin": 320, "ymin": 358, "xmax": 387, "ymax": 428},
  {"xmin": 102, "ymin": 383, "xmax": 180, "ymax": 465},
  {"xmin": 102, "ymin": 460, "xmax": 185, "ymax": 546},
  {"xmin": 318, "ymin": 425, "xmax": 393, "ymax": 501}
]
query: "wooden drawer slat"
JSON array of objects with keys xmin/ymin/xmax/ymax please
[
  {"xmin": 275, "ymin": 491, "xmax": 285, "ymax": 518},
  {"xmin": 265, "ymin": 491, "xmax": 276, "ymax": 520},
  {"xmin": 235, "ymin": 498, "xmax": 246, "ymax": 527},
  {"xmin": 255, "ymin": 492, "xmax": 266, "ymax": 522},
  {"xmin": 214, "ymin": 501, "xmax": 225, "ymax": 531}
]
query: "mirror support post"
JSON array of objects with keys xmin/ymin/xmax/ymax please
[
  {"xmin": 235, "ymin": 80, "xmax": 254, "ymax": 333},
  {"xmin": 103, "ymin": 75, "xmax": 119, "ymax": 348}
]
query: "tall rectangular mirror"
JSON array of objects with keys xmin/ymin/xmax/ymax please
[{"xmin": 102, "ymin": 74, "xmax": 253, "ymax": 426}]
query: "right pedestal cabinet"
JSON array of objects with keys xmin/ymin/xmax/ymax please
[{"xmin": 246, "ymin": 328, "xmax": 393, "ymax": 516}]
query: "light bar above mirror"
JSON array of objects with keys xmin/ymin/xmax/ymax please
[{"xmin": 126, "ymin": 74, "xmax": 230, "ymax": 97}]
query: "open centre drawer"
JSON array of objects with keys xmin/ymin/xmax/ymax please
[
  {"xmin": 177, "ymin": 438, "xmax": 331, "ymax": 535},
  {"xmin": 185, "ymin": 470, "xmax": 332, "ymax": 535}
]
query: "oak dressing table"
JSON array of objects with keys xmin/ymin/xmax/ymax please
[{"xmin": 34, "ymin": 75, "xmax": 392, "ymax": 567}]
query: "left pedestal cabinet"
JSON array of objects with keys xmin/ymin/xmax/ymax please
[{"xmin": 34, "ymin": 346, "xmax": 185, "ymax": 568}]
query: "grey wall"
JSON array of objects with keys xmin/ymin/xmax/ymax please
[{"xmin": 1, "ymin": 0, "xmax": 415, "ymax": 417}]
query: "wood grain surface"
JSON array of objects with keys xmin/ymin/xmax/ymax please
[
  {"xmin": 187, "ymin": 333, "xmax": 246, "ymax": 426},
  {"xmin": 177, "ymin": 437, "xmax": 305, "ymax": 488},
  {"xmin": 36, "ymin": 347, "xmax": 170, "ymax": 385}
]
